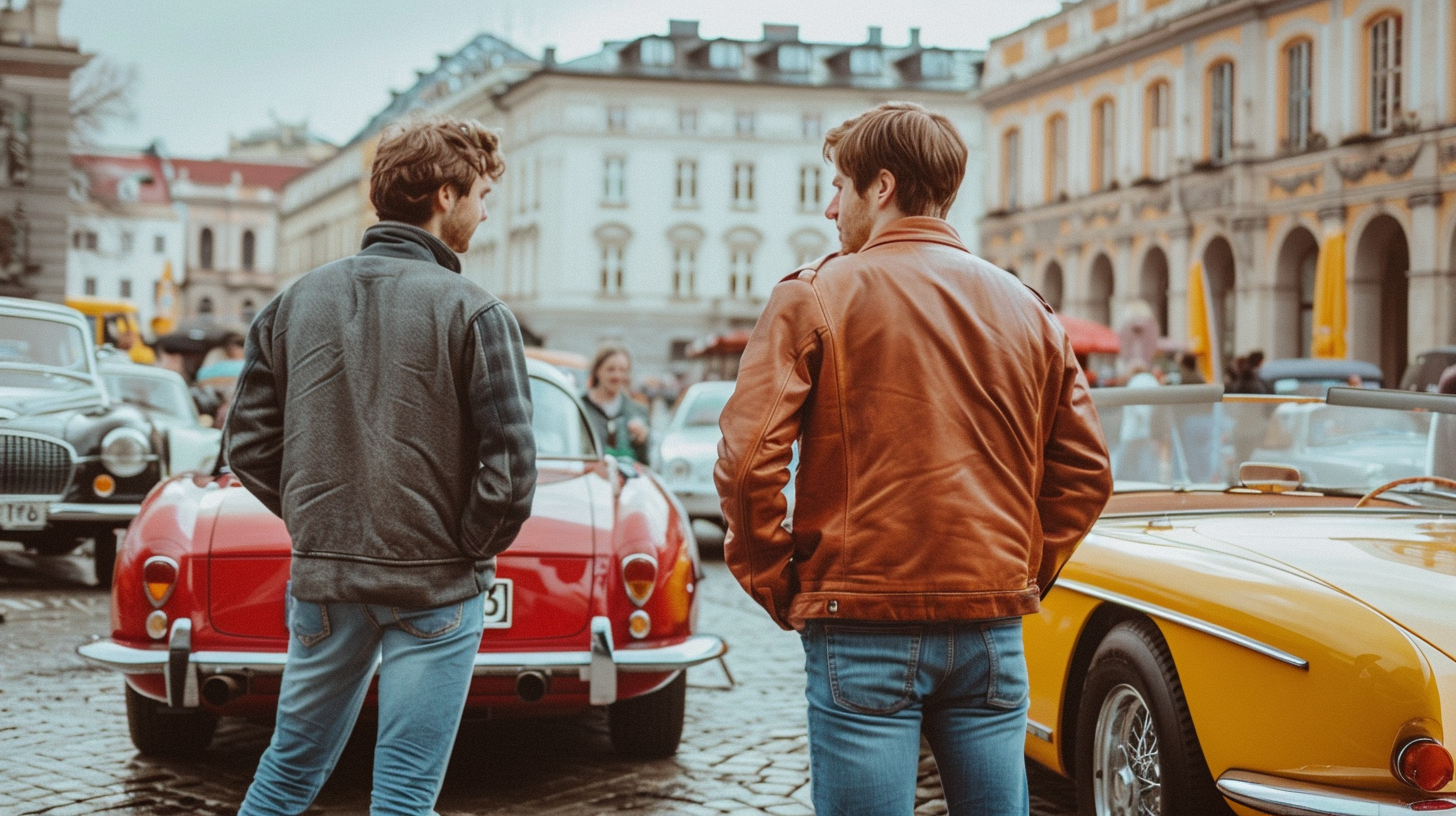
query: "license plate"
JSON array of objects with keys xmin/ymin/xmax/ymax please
[
  {"xmin": 0, "ymin": 501, "xmax": 46, "ymax": 530},
  {"xmin": 482, "ymin": 578, "xmax": 512, "ymax": 628}
]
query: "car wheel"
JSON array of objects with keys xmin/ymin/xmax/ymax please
[
  {"xmin": 1075, "ymin": 619, "xmax": 1231, "ymax": 816},
  {"xmin": 608, "ymin": 671, "xmax": 686, "ymax": 759},
  {"xmin": 125, "ymin": 684, "xmax": 218, "ymax": 756},
  {"xmin": 93, "ymin": 533, "xmax": 117, "ymax": 589}
]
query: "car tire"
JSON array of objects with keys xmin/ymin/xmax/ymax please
[
  {"xmin": 125, "ymin": 684, "xmax": 218, "ymax": 756},
  {"xmin": 608, "ymin": 670, "xmax": 686, "ymax": 759},
  {"xmin": 93, "ymin": 533, "xmax": 117, "ymax": 590},
  {"xmin": 1075, "ymin": 618, "xmax": 1232, "ymax": 816}
]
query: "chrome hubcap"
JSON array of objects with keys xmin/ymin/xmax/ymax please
[{"xmin": 1093, "ymin": 684, "xmax": 1161, "ymax": 816}]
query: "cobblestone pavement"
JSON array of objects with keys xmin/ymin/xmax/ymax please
[{"xmin": 0, "ymin": 544, "xmax": 1077, "ymax": 815}]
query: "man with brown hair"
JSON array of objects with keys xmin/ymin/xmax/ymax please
[
  {"xmin": 229, "ymin": 114, "xmax": 537, "ymax": 815},
  {"xmin": 715, "ymin": 101, "xmax": 1111, "ymax": 815}
]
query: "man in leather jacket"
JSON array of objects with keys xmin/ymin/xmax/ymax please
[{"xmin": 715, "ymin": 102, "xmax": 1112, "ymax": 816}]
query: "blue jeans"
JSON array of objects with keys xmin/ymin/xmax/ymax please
[
  {"xmin": 800, "ymin": 618, "xmax": 1030, "ymax": 816},
  {"xmin": 237, "ymin": 590, "xmax": 487, "ymax": 816}
]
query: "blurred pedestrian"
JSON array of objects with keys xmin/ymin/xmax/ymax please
[
  {"xmin": 714, "ymin": 102, "xmax": 1112, "ymax": 816},
  {"xmin": 582, "ymin": 345, "xmax": 651, "ymax": 463},
  {"xmin": 228, "ymin": 114, "xmax": 537, "ymax": 816},
  {"xmin": 1226, "ymin": 350, "xmax": 1272, "ymax": 394},
  {"xmin": 1176, "ymin": 351, "xmax": 1205, "ymax": 385}
]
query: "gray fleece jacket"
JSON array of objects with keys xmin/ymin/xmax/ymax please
[{"xmin": 226, "ymin": 222, "xmax": 537, "ymax": 608}]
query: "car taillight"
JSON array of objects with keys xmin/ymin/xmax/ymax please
[
  {"xmin": 621, "ymin": 554, "xmax": 657, "ymax": 606},
  {"xmin": 1411, "ymin": 801, "xmax": 1456, "ymax": 811},
  {"xmin": 142, "ymin": 556, "xmax": 179, "ymax": 608},
  {"xmin": 1397, "ymin": 738, "xmax": 1455, "ymax": 793}
]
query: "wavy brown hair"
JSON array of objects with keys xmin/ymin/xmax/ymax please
[
  {"xmin": 823, "ymin": 102, "xmax": 967, "ymax": 218},
  {"xmin": 369, "ymin": 114, "xmax": 505, "ymax": 225}
]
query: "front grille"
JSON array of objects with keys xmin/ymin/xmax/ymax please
[{"xmin": 0, "ymin": 433, "xmax": 75, "ymax": 496}]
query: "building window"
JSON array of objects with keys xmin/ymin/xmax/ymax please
[
  {"xmin": 640, "ymin": 37, "xmax": 674, "ymax": 66},
  {"xmin": 799, "ymin": 165, "xmax": 822, "ymax": 210},
  {"xmin": 120, "ymin": 231, "xmax": 134, "ymax": 254},
  {"xmin": 602, "ymin": 157, "xmax": 626, "ymax": 205},
  {"xmin": 199, "ymin": 227, "xmax": 214, "ymax": 269},
  {"xmin": 1369, "ymin": 14, "xmax": 1402, "ymax": 134},
  {"xmin": 198, "ymin": 296, "xmax": 214, "ymax": 317},
  {"xmin": 778, "ymin": 44, "xmax": 811, "ymax": 73},
  {"xmin": 735, "ymin": 110, "xmax": 756, "ymax": 137},
  {"xmin": 1284, "ymin": 40, "xmax": 1313, "ymax": 151},
  {"xmin": 678, "ymin": 108, "xmax": 698, "ymax": 133},
  {"xmin": 118, "ymin": 279, "xmax": 132, "ymax": 299},
  {"xmin": 600, "ymin": 245, "xmax": 624, "ymax": 294},
  {"xmin": 672, "ymin": 246, "xmax": 696, "ymax": 297},
  {"xmin": 1002, "ymin": 129, "xmax": 1021, "ymax": 211},
  {"xmin": 606, "ymin": 104, "xmax": 628, "ymax": 133},
  {"xmin": 732, "ymin": 162, "xmax": 755, "ymax": 209},
  {"xmin": 1093, "ymin": 99, "xmax": 1116, "ymax": 191},
  {"xmin": 728, "ymin": 249, "xmax": 754, "ymax": 297},
  {"xmin": 242, "ymin": 230, "xmax": 256, "ymax": 271},
  {"xmin": 849, "ymin": 48, "xmax": 882, "ymax": 75},
  {"xmin": 802, "ymin": 113, "xmax": 822, "ymax": 140},
  {"xmin": 1145, "ymin": 81, "xmax": 1171, "ymax": 179},
  {"xmin": 241, "ymin": 299, "xmax": 256, "ymax": 322},
  {"xmin": 675, "ymin": 160, "xmax": 697, "ymax": 205},
  {"xmin": 71, "ymin": 231, "xmax": 81, "ymax": 249},
  {"xmin": 1046, "ymin": 114, "xmax": 1068, "ymax": 201},
  {"xmin": 83, "ymin": 277, "xmax": 96, "ymax": 296},
  {"xmin": 154, "ymin": 234, "xmax": 165, "ymax": 253},
  {"xmin": 1208, "ymin": 61, "xmax": 1235, "ymax": 163},
  {"xmin": 921, "ymin": 50, "xmax": 953, "ymax": 79},
  {"xmin": 709, "ymin": 41, "xmax": 743, "ymax": 69}
]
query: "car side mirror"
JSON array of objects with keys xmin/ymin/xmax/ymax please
[{"xmin": 1237, "ymin": 462, "xmax": 1303, "ymax": 493}]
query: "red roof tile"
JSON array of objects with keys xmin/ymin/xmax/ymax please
[
  {"xmin": 72, "ymin": 153, "xmax": 171, "ymax": 205},
  {"xmin": 168, "ymin": 158, "xmax": 310, "ymax": 191}
]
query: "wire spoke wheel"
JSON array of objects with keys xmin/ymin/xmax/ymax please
[{"xmin": 1094, "ymin": 685, "xmax": 1163, "ymax": 815}]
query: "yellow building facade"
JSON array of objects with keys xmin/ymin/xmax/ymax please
[{"xmin": 979, "ymin": 0, "xmax": 1456, "ymax": 385}]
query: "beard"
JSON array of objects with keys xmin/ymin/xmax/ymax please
[
  {"xmin": 837, "ymin": 205, "xmax": 874, "ymax": 254},
  {"xmin": 440, "ymin": 199, "xmax": 478, "ymax": 253}
]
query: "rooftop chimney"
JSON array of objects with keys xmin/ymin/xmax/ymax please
[
  {"xmin": 909, "ymin": 28, "xmax": 920, "ymax": 48},
  {"xmin": 668, "ymin": 19, "xmax": 700, "ymax": 39},
  {"xmin": 763, "ymin": 23, "xmax": 800, "ymax": 43},
  {"xmin": 542, "ymin": 46, "xmax": 556, "ymax": 67},
  {"xmin": 867, "ymin": 26, "xmax": 882, "ymax": 46}
]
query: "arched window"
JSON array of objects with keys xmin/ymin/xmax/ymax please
[
  {"xmin": 1045, "ymin": 114, "xmax": 1068, "ymax": 201},
  {"xmin": 1208, "ymin": 61, "xmax": 1235, "ymax": 164},
  {"xmin": 1368, "ymin": 14, "xmax": 1402, "ymax": 134},
  {"xmin": 1001, "ymin": 128, "xmax": 1021, "ymax": 211},
  {"xmin": 1283, "ymin": 39, "xmax": 1313, "ymax": 151},
  {"xmin": 241, "ymin": 230, "xmax": 256, "ymax": 271},
  {"xmin": 199, "ymin": 228, "xmax": 214, "ymax": 270},
  {"xmin": 198, "ymin": 296, "xmax": 214, "ymax": 317},
  {"xmin": 240, "ymin": 299, "xmax": 257, "ymax": 323},
  {"xmin": 1093, "ymin": 98, "xmax": 1116, "ymax": 191},
  {"xmin": 1144, "ymin": 81, "xmax": 1171, "ymax": 179}
]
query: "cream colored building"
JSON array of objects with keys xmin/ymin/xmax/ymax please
[{"xmin": 978, "ymin": 0, "xmax": 1456, "ymax": 385}]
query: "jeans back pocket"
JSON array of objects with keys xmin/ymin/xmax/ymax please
[
  {"xmin": 391, "ymin": 602, "xmax": 465, "ymax": 639},
  {"xmin": 823, "ymin": 625, "xmax": 923, "ymax": 715},
  {"xmin": 287, "ymin": 595, "xmax": 332, "ymax": 648},
  {"xmin": 981, "ymin": 620, "xmax": 1029, "ymax": 711}
]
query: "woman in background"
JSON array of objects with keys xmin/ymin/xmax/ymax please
[{"xmin": 582, "ymin": 345, "xmax": 651, "ymax": 463}]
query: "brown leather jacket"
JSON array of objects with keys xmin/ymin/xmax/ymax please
[{"xmin": 714, "ymin": 217, "xmax": 1112, "ymax": 630}]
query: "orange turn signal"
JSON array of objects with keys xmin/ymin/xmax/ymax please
[
  {"xmin": 628, "ymin": 610, "xmax": 651, "ymax": 639},
  {"xmin": 621, "ymin": 554, "xmax": 658, "ymax": 606},
  {"xmin": 142, "ymin": 556, "xmax": 178, "ymax": 607},
  {"xmin": 1398, "ymin": 738, "xmax": 1455, "ymax": 793},
  {"xmin": 93, "ymin": 474, "xmax": 116, "ymax": 497}
]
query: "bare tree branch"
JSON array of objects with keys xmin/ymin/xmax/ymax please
[{"xmin": 69, "ymin": 57, "xmax": 138, "ymax": 148}]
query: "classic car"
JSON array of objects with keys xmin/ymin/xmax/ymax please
[
  {"xmin": 97, "ymin": 348, "xmax": 222, "ymax": 475},
  {"xmin": 1250, "ymin": 400, "xmax": 1430, "ymax": 488},
  {"xmin": 1261, "ymin": 357, "xmax": 1384, "ymax": 395},
  {"xmin": 1026, "ymin": 384, "xmax": 1456, "ymax": 814},
  {"xmin": 78, "ymin": 359, "xmax": 727, "ymax": 760},
  {"xmin": 656, "ymin": 380, "xmax": 735, "ymax": 524},
  {"xmin": 0, "ymin": 297, "xmax": 170, "ymax": 585},
  {"xmin": 1401, "ymin": 347, "xmax": 1456, "ymax": 393}
]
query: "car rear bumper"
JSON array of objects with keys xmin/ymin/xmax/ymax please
[
  {"xmin": 78, "ymin": 616, "xmax": 727, "ymax": 708},
  {"xmin": 48, "ymin": 502, "xmax": 142, "ymax": 523},
  {"xmin": 1217, "ymin": 769, "xmax": 1456, "ymax": 814}
]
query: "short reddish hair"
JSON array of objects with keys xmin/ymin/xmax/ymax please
[
  {"xmin": 823, "ymin": 102, "xmax": 967, "ymax": 218},
  {"xmin": 369, "ymin": 115, "xmax": 505, "ymax": 225}
]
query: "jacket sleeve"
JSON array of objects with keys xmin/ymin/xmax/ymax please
[
  {"xmin": 225, "ymin": 300, "xmax": 285, "ymax": 518},
  {"xmin": 714, "ymin": 279, "xmax": 824, "ymax": 630},
  {"xmin": 460, "ymin": 302, "xmax": 538, "ymax": 560},
  {"xmin": 1036, "ymin": 333, "xmax": 1113, "ymax": 597}
]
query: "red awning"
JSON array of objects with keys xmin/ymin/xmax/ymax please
[
  {"xmin": 687, "ymin": 328, "xmax": 753, "ymax": 358},
  {"xmin": 1056, "ymin": 313, "xmax": 1120, "ymax": 356}
]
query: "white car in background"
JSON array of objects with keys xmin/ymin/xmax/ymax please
[
  {"xmin": 657, "ymin": 381, "xmax": 734, "ymax": 523},
  {"xmin": 97, "ymin": 351, "xmax": 222, "ymax": 475}
]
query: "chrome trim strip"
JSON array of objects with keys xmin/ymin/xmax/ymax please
[
  {"xmin": 164, "ymin": 618, "xmax": 198, "ymax": 708},
  {"xmin": 47, "ymin": 502, "xmax": 142, "ymax": 521},
  {"xmin": 1089, "ymin": 383, "xmax": 1224, "ymax": 408},
  {"xmin": 589, "ymin": 615, "xmax": 618, "ymax": 705},
  {"xmin": 1026, "ymin": 719, "xmax": 1054, "ymax": 742},
  {"xmin": 1328, "ymin": 386, "xmax": 1456, "ymax": 416},
  {"xmin": 1217, "ymin": 769, "xmax": 1455, "ymax": 815},
  {"xmin": 1056, "ymin": 580, "xmax": 1309, "ymax": 669}
]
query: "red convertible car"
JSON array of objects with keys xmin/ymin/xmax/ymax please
[{"xmin": 79, "ymin": 359, "xmax": 727, "ymax": 759}]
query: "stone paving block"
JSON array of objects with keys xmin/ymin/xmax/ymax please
[{"xmin": 764, "ymin": 804, "xmax": 814, "ymax": 816}]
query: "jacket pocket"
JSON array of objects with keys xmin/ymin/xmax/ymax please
[{"xmin": 824, "ymin": 624, "xmax": 922, "ymax": 715}]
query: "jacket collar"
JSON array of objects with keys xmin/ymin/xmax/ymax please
[
  {"xmin": 358, "ymin": 221, "xmax": 462, "ymax": 273},
  {"xmin": 857, "ymin": 216, "xmax": 968, "ymax": 255}
]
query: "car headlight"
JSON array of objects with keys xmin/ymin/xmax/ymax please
[
  {"xmin": 665, "ymin": 458, "xmax": 692, "ymax": 482},
  {"xmin": 101, "ymin": 427, "xmax": 151, "ymax": 478}
]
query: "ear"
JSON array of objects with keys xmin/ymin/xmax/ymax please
[
  {"xmin": 873, "ymin": 169, "xmax": 897, "ymax": 210},
  {"xmin": 432, "ymin": 183, "xmax": 456, "ymax": 216}
]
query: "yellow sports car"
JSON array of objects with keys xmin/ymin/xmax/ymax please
[{"xmin": 1028, "ymin": 384, "xmax": 1456, "ymax": 815}]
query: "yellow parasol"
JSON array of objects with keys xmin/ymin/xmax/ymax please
[
  {"xmin": 1311, "ymin": 233, "xmax": 1347, "ymax": 358},
  {"xmin": 1186, "ymin": 261, "xmax": 1215, "ymax": 382}
]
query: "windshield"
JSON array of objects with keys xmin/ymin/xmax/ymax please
[
  {"xmin": 103, "ymin": 371, "xmax": 196, "ymax": 421},
  {"xmin": 676, "ymin": 387, "xmax": 732, "ymax": 429},
  {"xmin": 1094, "ymin": 387, "xmax": 1454, "ymax": 502},
  {"xmin": 0, "ymin": 315, "xmax": 91, "ymax": 371}
]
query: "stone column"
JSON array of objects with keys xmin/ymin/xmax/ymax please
[
  {"xmin": 1112, "ymin": 234, "xmax": 1136, "ymax": 326},
  {"xmin": 1406, "ymin": 192, "xmax": 1449, "ymax": 352},
  {"xmin": 1166, "ymin": 225, "xmax": 1193, "ymax": 347},
  {"xmin": 1231, "ymin": 215, "xmax": 1269, "ymax": 355}
]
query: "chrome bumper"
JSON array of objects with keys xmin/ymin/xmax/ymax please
[
  {"xmin": 78, "ymin": 616, "xmax": 728, "ymax": 708},
  {"xmin": 48, "ymin": 502, "xmax": 142, "ymax": 523},
  {"xmin": 1218, "ymin": 769, "xmax": 1456, "ymax": 815}
]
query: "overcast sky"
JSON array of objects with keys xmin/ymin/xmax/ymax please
[{"xmin": 59, "ymin": 0, "xmax": 1061, "ymax": 158}]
